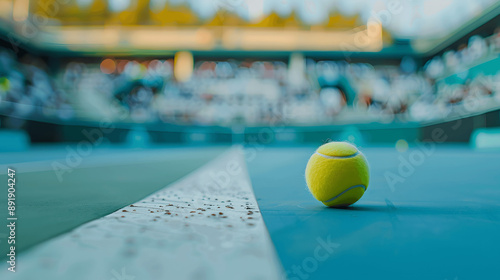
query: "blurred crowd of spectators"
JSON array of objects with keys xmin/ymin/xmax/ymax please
[
  {"xmin": 1, "ymin": 29, "xmax": 500, "ymax": 126},
  {"xmin": 0, "ymin": 50, "xmax": 74, "ymax": 122},
  {"xmin": 413, "ymin": 31, "xmax": 500, "ymax": 121}
]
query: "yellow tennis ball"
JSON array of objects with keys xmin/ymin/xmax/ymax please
[{"xmin": 305, "ymin": 142, "xmax": 370, "ymax": 207}]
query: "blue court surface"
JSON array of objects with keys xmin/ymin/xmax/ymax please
[
  {"xmin": 0, "ymin": 144, "xmax": 499, "ymax": 280},
  {"xmin": 248, "ymin": 145, "xmax": 500, "ymax": 280}
]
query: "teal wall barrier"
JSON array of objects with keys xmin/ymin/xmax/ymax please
[{"xmin": 0, "ymin": 129, "xmax": 30, "ymax": 152}]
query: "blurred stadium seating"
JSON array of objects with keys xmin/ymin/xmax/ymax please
[{"xmin": 0, "ymin": 0, "xmax": 499, "ymax": 144}]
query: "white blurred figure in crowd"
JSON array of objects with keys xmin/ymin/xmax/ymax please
[
  {"xmin": 319, "ymin": 87, "xmax": 345, "ymax": 117},
  {"xmin": 63, "ymin": 62, "xmax": 87, "ymax": 89},
  {"xmin": 467, "ymin": 35, "xmax": 488, "ymax": 62},
  {"xmin": 369, "ymin": 72, "xmax": 391, "ymax": 112},
  {"xmin": 425, "ymin": 56, "xmax": 445, "ymax": 79},
  {"xmin": 443, "ymin": 50, "xmax": 460, "ymax": 73}
]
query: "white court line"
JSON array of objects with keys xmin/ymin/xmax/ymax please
[{"xmin": 0, "ymin": 147, "xmax": 283, "ymax": 280}]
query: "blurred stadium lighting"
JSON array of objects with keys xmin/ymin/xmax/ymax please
[
  {"xmin": 128, "ymin": 28, "xmax": 215, "ymax": 50},
  {"xmin": 56, "ymin": 26, "xmax": 121, "ymax": 49},
  {"xmin": 12, "ymin": 0, "xmax": 29, "ymax": 22},
  {"xmin": 100, "ymin": 59, "xmax": 117, "ymax": 74},
  {"xmin": 174, "ymin": 51, "xmax": 193, "ymax": 82}
]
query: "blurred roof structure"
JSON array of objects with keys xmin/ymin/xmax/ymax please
[{"xmin": 0, "ymin": 0, "xmax": 498, "ymax": 57}]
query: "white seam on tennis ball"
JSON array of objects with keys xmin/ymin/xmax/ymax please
[
  {"xmin": 314, "ymin": 151, "xmax": 359, "ymax": 159},
  {"xmin": 322, "ymin": 184, "xmax": 367, "ymax": 203}
]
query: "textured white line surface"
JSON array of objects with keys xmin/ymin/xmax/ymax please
[{"xmin": 1, "ymin": 147, "xmax": 283, "ymax": 280}]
